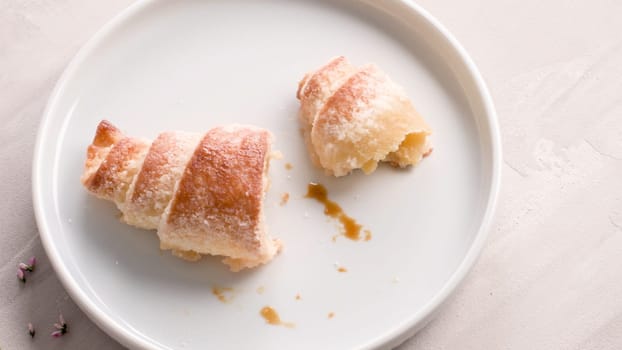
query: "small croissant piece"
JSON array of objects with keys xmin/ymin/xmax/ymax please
[
  {"xmin": 296, "ymin": 56, "xmax": 432, "ymax": 176},
  {"xmin": 81, "ymin": 120, "xmax": 281, "ymax": 271}
]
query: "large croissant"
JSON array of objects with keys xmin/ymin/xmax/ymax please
[
  {"xmin": 81, "ymin": 120, "xmax": 281, "ymax": 271},
  {"xmin": 296, "ymin": 56, "xmax": 432, "ymax": 177}
]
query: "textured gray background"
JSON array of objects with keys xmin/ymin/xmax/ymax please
[{"xmin": 2, "ymin": 0, "xmax": 622, "ymax": 349}]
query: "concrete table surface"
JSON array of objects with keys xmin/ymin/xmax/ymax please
[{"xmin": 1, "ymin": 0, "xmax": 621, "ymax": 349}]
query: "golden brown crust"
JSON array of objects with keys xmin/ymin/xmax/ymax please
[
  {"xmin": 92, "ymin": 120, "xmax": 123, "ymax": 147},
  {"xmin": 85, "ymin": 137, "xmax": 151, "ymax": 203},
  {"xmin": 81, "ymin": 120, "xmax": 124, "ymax": 187},
  {"xmin": 159, "ymin": 125, "xmax": 280, "ymax": 269},
  {"xmin": 297, "ymin": 57, "xmax": 356, "ymax": 168},
  {"xmin": 297, "ymin": 56, "xmax": 432, "ymax": 176},
  {"xmin": 81, "ymin": 120, "xmax": 151, "ymax": 203}
]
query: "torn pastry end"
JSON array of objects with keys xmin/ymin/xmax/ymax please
[{"xmin": 296, "ymin": 56, "xmax": 432, "ymax": 176}]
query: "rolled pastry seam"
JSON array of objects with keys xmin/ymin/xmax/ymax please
[{"xmin": 123, "ymin": 131, "xmax": 203, "ymax": 230}]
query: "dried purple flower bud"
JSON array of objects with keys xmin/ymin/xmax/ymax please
[
  {"xmin": 28, "ymin": 323, "xmax": 35, "ymax": 338},
  {"xmin": 28, "ymin": 256, "xmax": 36, "ymax": 269},
  {"xmin": 17, "ymin": 256, "xmax": 36, "ymax": 276},
  {"xmin": 17, "ymin": 268, "xmax": 26, "ymax": 283},
  {"xmin": 51, "ymin": 313, "xmax": 68, "ymax": 337},
  {"xmin": 19, "ymin": 263, "xmax": 32, "ymax": 272}
]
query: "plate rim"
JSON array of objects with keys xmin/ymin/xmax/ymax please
[{"xmin": 31, "ymin": 1, "xmax": 502, "ymax": 349}]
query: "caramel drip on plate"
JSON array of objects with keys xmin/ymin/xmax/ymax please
[
  {"xmin": 305, "ymin": 182, "xmax": 370, "ymax": 241},
  {"xmin": 280, "ymin": 192, "xmax": 290, "ymax": 206},
  {"xmin": 212, "ymin": 286, "xmax": 233, "ymax": 303},
  {"xmin": 260, "ymin": 306, "xmax": 295, "ymax": 328}
]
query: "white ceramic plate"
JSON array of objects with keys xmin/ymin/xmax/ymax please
[{"xmin": 33, "ymin": 1, "xmax": 501, "ymax": 349}]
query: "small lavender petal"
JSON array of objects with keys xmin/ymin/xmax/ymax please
[
  {"xmin": 58, "ymin": 313, "xmax": 65, "ymax": 325},
  {"xmin": 17, "ymin": 268, "xmax": 25, "ymax": 282},
  {"xmin": 51, "ymin": 330, "xmax": 63, "ymax": 338},
  {"xmin": 28, "ymin": 256, "xmax": 36, "ymax": 268},
  {"xmin": 19, "ymin": 263, "xmax": 29, "ymax": 271},
  {"xmin": 54, "ymin": 322, "xmax": 62, "ymax": 330}
]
